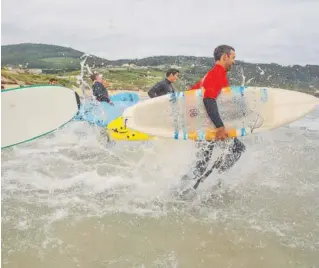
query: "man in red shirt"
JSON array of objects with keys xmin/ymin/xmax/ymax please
[{"xmin": 185, "ymin": 45, "xmax": 246, "ymax": 181}]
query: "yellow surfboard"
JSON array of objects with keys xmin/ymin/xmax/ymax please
[{"xmin": 106, "ymin": 116, "xmax": 154, "ymax": 141}]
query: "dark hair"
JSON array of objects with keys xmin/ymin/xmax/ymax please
[
  {"xmin": 166, "ymin": 68, "xmax": 179, "ymax": 77},
  {"xmin": 49, "ymin": 78, "xmax": 57, "ymax": 82},
  {"xmin": 90, "ymin": 73, "xmax": 98, "ymax": 81},
  {"xmin": 214, "ymin": 45, "xmax": 235, "ymax": 61}
]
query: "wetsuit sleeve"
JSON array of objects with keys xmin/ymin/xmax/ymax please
[
  {"xmin": 203, "ymin": 98, "xmax": 224, "ymax": 128},
  {"xmin": 104, "ymin": 88, "xmax": 111, "ymax": 103},
  {"xmin": 100, "ymin": 84, "xmax": 111, "ymax": 103},
  {"xmin": 148, "ymin": 81, "xmax": 167, "ymax": 98},
  {"xmin": 148, "ymin": 83, "xmax": 160, "ymax": 98}
]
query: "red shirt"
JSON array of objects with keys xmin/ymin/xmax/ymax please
[{"xmin": 189, "ymin": 64, "xmax": 228, "ymax": 99}]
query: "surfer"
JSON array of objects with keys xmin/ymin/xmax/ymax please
[
  {"xmin": 187, "ymin": 45, "xmax": 246, "ymax": 180},
  {"xmin": 147, "ymin": 68, "xmax": 179, "ymax": 98},
  {"xmin": 90, "ymin": 73, "xmax": 113, "ymax": 105}
]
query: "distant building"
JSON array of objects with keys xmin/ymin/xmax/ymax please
[
  {"xmin": 121, "ymin": 63, "xmax": 138, "ymax": 69},
  {"xmin": 27, "ymin": 69, "xmax": 42, "ymax": 74},
  {"xmin": 170, "ymin": 64, "xmax": 181, "ymax": 69}
]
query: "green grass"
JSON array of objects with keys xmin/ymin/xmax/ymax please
[
  {"xmin": 4, "ymin": 66, "xmax": 316, "ymax": 94},
  {"xmin": 101, "ymin": 69, "xmax": 165, "ymax": 90},
  {"xmin": 1, "ymin": 70, "xmax": 75, "ymax": 87},
  {"xmin": 1, "ymin": 67, "xmax": 202, "ymax": 91}
]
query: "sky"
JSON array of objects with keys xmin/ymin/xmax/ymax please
[{"xmin": 2, "ymin": 0, "xmax": 319, "ymax": 65}]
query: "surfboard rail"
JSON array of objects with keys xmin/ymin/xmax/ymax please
[{"xmin": 1, "ymin": 85, "xmax": 80, "ymax": 149}]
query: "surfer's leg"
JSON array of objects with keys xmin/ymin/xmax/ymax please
[
  {"xmin": 215, "ymin": 138, "xmax": 246, "ymax": 173},
  {"xmin": 192, "ymin": 141, "xmax": 215, "ymax": 178}
]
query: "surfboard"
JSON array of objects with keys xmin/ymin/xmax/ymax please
[
  {"xmin": 106, "ymin": 116, "xmax": 154, "ymax": 141},
  {"xmin": 1, "ymin": 85, "xmax": 80, "ymax": 149},
  {"xmin": 109, "ymin": 92, "xmax": 139, "ymax": 103},
  {"xmin": 73, "ymin": 92, "xmax": 139, "ymax": 127},
  {"xmin": 122, "ymin": 86, "xmax": 319, "ymax": 141}
]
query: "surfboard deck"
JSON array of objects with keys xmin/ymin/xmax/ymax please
[
  {"xmin": 73, "ymin": 92, "xmax": 139, "ymax": 127},
  {"xmin": 1, "ymin": 85, "xmax": 80, "ymax": 149},
  {"xmin": 122, "ymin": 86, "xmax": 319, "ymax": 141},
  {"xmin": 106, "ymin": 116, "xmax": 154, "ymax": 141}
]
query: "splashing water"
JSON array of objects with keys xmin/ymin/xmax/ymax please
[
  {"xmin": 2, "ymin": 59, "xmax": 319, "ymax": 267},
  {"xmin": 2, "ymin": 107, "xmax": 319, "ymax": 267},
  {"xmin": 77, "ymin": 53, "xmax": 94, "ymax": 100}
]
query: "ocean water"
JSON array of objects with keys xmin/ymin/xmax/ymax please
[{"xmin": 1, "ymin": 107, "xmax": 319, "ymax": 268}]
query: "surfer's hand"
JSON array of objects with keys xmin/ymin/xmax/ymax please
[
  {"xmin": 215, "ymin": 127, "xmax": 228, "ymax": 140},
  {"xmin": 109, "ymin": 100, "xmax": 114, "ymax": 105}
]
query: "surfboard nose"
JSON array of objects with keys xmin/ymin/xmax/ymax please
[{"xmin": 259, "ymin": 88, "xmax": 319, "ymax": 130}]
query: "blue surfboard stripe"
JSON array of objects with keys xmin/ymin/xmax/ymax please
[
  {"xmin": 231, "ymin": 86, "xmax": 247, "ymax": 95},
  {"xmin": 260, "ymin": 88, "xmax": 268, "ymax": 103},
  {"xmin": 240, "ymin": 128, "xmax": 247, "ymax": 136},
  {"xmin": 174, "ymin": 130, "xmax": 179, "ymax": 140},
  {"xmin": 180, "ymin": 91, "xmax": 187, "ymax": 140},
  {"xmin": 170, "ymin": 91, "xmax": 180, "ymax": 139},
  {"xmin": 197, "ymin": 130, "xmax": 205, "ymax": 141}
]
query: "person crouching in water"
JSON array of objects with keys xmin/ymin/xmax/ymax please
[{"xmin": 90, "ymin": 73, "xmax": 113, "ymax": 105}]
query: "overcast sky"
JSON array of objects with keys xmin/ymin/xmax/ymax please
[{"xmin": 2, "ymin": 0, "xmax": 319, "ymax": 65}]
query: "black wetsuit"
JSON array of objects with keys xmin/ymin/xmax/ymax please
[
  {"xmin": 92, "ymin": 81, "xmax": 111, "ymax": 103},
  {"xmin": 190, "ymin": 98, "xmax": 246, "ymax": 179},
  {"xmin": 191, "ymin": 136, "xmax": 246, "ymax": 179},
  {"xmin": 147, "ymin": 78, "xmax": 175, "ymax": 98}
]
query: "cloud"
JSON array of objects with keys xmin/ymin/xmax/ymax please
[{"xmin": 2, "ymin": 0, "xmax": 319, "ymax": 65}]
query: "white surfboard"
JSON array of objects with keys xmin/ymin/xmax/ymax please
[
  {"xmin": 122, "ymin": 86, "xmax": 319, "ymax": 141},
  {"xmin": 1, "ymin": 85, "xmax": 80, "ymax": 149}
]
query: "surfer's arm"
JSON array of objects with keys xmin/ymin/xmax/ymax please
[
  {"xmin": 104, "ymin": 89, "xmax": 112, "ymax": 104},
  {"xmin": 203, "ymin": 98, "xmax": 224, "ymax": 128},
  {"xmin": 189, "ymin": 80, "xmax": 202, "ymax": 90},
  {"xmin": 101, "ymin": 84, "xmax": 113, "ymax": 104},
  {"xmin": 105, "ymin": 95, "xmax": 113, "ymax": 105}
]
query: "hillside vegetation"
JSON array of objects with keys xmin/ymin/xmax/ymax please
[
  {"xmin": 1, "ymin": 43, "xmax": 319, "ymax": 94},
  {"xmin": 1, "ymin": 43, "xmax": 110, "ymax": 71}
]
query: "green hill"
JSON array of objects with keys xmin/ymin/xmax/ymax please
[
  {"xmin": 1, "ymin": 43, "xmax": 319, "ymax": 94},
  {"xmin": 1, "ymin": 43, "xmax": 111, "ymax": 71}
]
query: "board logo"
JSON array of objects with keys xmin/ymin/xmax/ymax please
[
  {"xmin": 124, "ymin": 118, "xmax": 128, "ymax": 128},
  {"xmin": 189, "ymin": 108, "xmax": 199, "ymax": 117}
]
